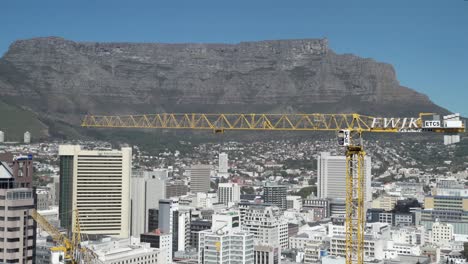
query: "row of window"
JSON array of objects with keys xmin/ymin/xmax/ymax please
[
  {"xmin": 0, "ymin": 216, "xmax": 30, "ymax": 221},
  {"xmin": 0, "ymin": 236, "xmax": 33, "ymax": 242}
]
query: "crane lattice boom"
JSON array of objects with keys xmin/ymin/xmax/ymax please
[{"xmin": 81, "ymin": 113, "xmax": 464, "ymax": 134}]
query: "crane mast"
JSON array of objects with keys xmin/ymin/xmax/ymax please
[{"xmin": 82, "ymin": 112, "xmax": 465, "ymax": 264}]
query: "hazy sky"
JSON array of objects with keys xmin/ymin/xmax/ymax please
[{"xmin": 1, "ymin": 0, "xmax": 467, "ymax": 116}]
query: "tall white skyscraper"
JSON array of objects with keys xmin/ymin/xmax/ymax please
[
  {"xmin": 190, "ymin": 164, "xmax": 211, "ymax": 193},
  {"xmin": 218, "ymin": 152, "xmax": 229, "ymax": 178},
  {"xmin": 317, "ymin": 152, "xmax": 371, "ymax": 203},
  {"xmin": 217, "ymin": 182, "xmax": 240, "ymax": 206},
  {"xmin": 131, "ymin": 170, "xmax": 167, "ymax": 237},
  {"xmin": 58, "ymin": 145, "xmax": 132, "ymax": 238}
]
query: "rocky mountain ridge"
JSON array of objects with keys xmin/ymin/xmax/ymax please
[{"xmin": 0, "ymin": 37, "xmax": 446, "ymax": 139}]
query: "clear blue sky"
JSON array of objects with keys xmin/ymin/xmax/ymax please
[{"xmin": 1, "ymin": 0, "xmax": 467, "ymax": 116}]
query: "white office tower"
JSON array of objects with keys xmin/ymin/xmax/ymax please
[
  {"xmin": 131, "ymin": 170, "xmax": 167, "ymax": 237},
  {"xmin": 241, "ymin": 203, "xmax": 288, "ymax": 250},
  {"xmin": 24, "ymin": 131, "xmax": 31, "ymax": 143},
  {"xmin": 218, "ymin": 182, "xmax": 241, "ymax": 206},
  {"xmin": 317, "ymin": 152, "xmax": 371, "ymax": 203},
  {"xmin": 0, "ymin": 131, "xmax": 4, "ymax": 142},
  {"xmin": 86, "ymin": 237, "xmax": 166, "ymax": 264},
  {"xmin": 58, "ymin": 145, "xmax": 132, "ymax": 238},
  {"xmin": 218, "ymin": 152, "xmax": 229, "ymax": 178},
  {"xmin": 190, "ymin": 164, "xmax": 212, "ymax": 193},
  {"xmin": 199, "ymin": 228, "xmax": 254, "ymax": 264}
]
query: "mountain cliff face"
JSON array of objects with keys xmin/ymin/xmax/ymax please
[{"xmin": 0, "ymin": 37, "xmax": 445, "ymax": 139}]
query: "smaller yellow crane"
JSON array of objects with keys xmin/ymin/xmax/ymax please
[{"xmin": 31, "ymin": 209, "xmax": 100, "ymax": 264}]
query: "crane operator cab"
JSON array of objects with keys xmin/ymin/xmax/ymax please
[{"xmin": 338, "ymin": 129, "xmax": 351, "ymax": 146}]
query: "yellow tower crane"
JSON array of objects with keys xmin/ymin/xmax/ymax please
[
  {"xmin": 82, "ymin": 112, "xmax": 465, "ymax": 264},
  {"xmin": 31, "ymin": 209, "xmax": 100, "ymax": 264}
]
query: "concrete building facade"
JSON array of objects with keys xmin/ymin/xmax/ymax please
[
  {"xmin": 421, "ymin": 195, "xmax": 468, "ymax": 234},
  {"xmin": 241, "ymin": 203, "xmax": 288, "ymax": 250},
  {"xmin": 217, "ymin": 182, "xmax": 240, "ymax": 206},
  {"xmin": 166, "ymin": 181, "xmax": 189, "ymax": 198},
  {"xmin": 190, "ymin": 219, "xmax": 212, "ymax": 248},
  {"xmin": 190, "ymin": 165, "xmax": 211, "ymax": 194},
  {"xmin": 140, "ymin": 230, "xmax": 172, "ymax": 264},
  {"xmin": 131, "ymin": 170, "xmax": 167, "ymax": 237},
  {"xmin": 0, "ymin": 188, "xmax": 36, "ymax": 263},
  {"xmin": 317, "ymin": 152, "xmax": 371, "ymax": 203},
  {"xmin": 88, "ymin": 237, "xmax": 166, "ymax": 264},
  {"xmin": 218, "ymin": 152, "xmax": 229, "ymax": 178},
  {"xmin": 58, "ymin": 145, "xmax": 132, "ymax": 238},
  {"xmin": 264, "ymin": 182, "xmax": 287, "ymax": 210},
  {"xmin": 431, "ymin": 221, "xmax": 454, "ymax": 245},
  {"xmin": 199, "ymin": 229, "xmax": 254, "ymax": 264},
  {"xmin": 254, "ymin": 245, "xmax": 280, "ymax": 264}
]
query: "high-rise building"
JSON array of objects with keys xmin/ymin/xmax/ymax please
[
  {"xmin": 431, "ymin": 221, "xmax": 453, "ymax": 245},
  {"xmin": 199, "ymin": 229, "xmax": 254, "ymax": 264},
  {"xmin": 154, "ymin": 199, "xmax": 191, "ymax": 257},
  {"xmin": 23, "ymin": 131, "xmax": 31, "ymax": 144},
  {"xmin": 421, "ymin": 195, "xmax": 468, "ymax": 234},
  {"xmin": 330, "ymin": 198, "xmax": 346, "ymax": 217},
  {"xmin": 218, "ymin": 152, "xmax": 229, "ymax": 178},
  {"xmin": 240, "ymin": 203, "xmax": 288, "ymax": 250},
  {"xmin": 303, "ymin": 198, "xmax": 330, "ymax": 221},
  {"xmin": 52, "ymin": 176, "xmax": 60, "ymax": 206},
  {"xmin": 317, "ymin": 152, "xmax": 371, "ymax": 203},
  {"xmin": 11, "ymin": 155, "xmax": 33, "ymax": 188},
  {"xmin": 254, "ymin": 245, "xmax": 280, "ymax": 264},
  {"xmin": 166, "ymin": 181, "xmax": 189, "ymax": 198},
  {"xmin": 158, "ymin": 199, "xmax": 176, "ymax": 234},
  {"xmin": 36, "ymin": 189, "xmax": 51, "ymax": 210},
  {"xmin": 131, "ymin": 170, "xmax": 167, "ymax": 237},
  {"xmin": 190, "ymin": 219, "xmax": 212, "ymax": 248},
  {"xmin": 140, "ymin": 229, "xmax": 172, "ymax": 264},
  {"xmin": 58, "ymin": 145, "xmax": 132, "ymax": 238},
  {"xmin": 87, "ymin": 237, "xmax": 166, "ymax": 264},
  {"xmin": 190, "ymin": 164, "xmax": 211, "ymax": 193},
  {"xmin": 264, "ymin": 182, "xmax": 287, "ymax": 210},
  {"xmin": 0, "ymin": 161, "xmax": 36, "ymax": 263},
  {"xmin": 286, "ymin": 195, "xmax": 302, "ymax": 211},
  {"xmin": 304, "ymin": 241, "xmax": 323, "ymax": 264},
  {"xmin": 212, "ymin": 211, "xmax": 241, "ymax": 231},
  {"xmin": 217, "ymin": 182, "xmax": 240, "ymax": 206}
]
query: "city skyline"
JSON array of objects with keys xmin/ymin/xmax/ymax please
[{"xmin": 0, "ymin": 1, "xmax": 467, "ymax": 263}]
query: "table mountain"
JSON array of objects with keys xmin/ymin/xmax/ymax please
[{"xmin": 0, "ymin": 37, "xmax": 446, "ymax": 139}]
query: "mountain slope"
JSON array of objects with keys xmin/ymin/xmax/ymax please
[{"xmin": 0, "ymin": 37, "xmax": 447, "ymax": 140}]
